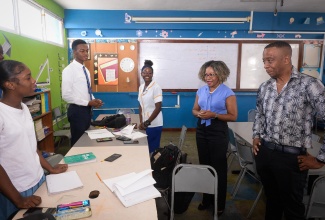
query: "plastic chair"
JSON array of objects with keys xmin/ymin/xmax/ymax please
[
  {"xmin": 170, "ymin": 164, "xmax": 218, "ymax": 220},
  {"xmin": 231, "ymin": 139, "xmax": 263, "ymax": 218},
  {"xmin": 53, "ymin": 106, "xmax": 71, "ymax": 147},
  {"xmin": 304, "ymin": 175, "xmax": 325, "ymax": 219},
  {"xmin": 247, "ymin": 109, "xmax": 256, "ymax": 122}
]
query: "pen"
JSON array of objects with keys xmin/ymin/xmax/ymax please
[{"xmin": 96, "ymin": 172, "xmax": 102, "ymax": 182}]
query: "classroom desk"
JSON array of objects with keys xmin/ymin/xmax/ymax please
[
  {"xmin": 74, "ymin": 114, "xmax": 146, "ymax": 147},
  {"xmin": 228, "ymin": 122, "xmax": 325, "ymax": 176},
  {"xmin": 13, "ymin": 146, "xmax": 157, "ymax": 220}
]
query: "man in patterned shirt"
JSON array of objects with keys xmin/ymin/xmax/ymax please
[{"xmin": 252, "ymin": 41, "xmax": 325, "ymax": 220}]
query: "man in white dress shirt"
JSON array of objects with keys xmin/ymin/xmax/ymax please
[{"xmin": 62, "ymin": 39, "xmax": 103, "ymax": 146}]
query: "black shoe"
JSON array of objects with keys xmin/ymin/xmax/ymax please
[
  {"xmin": 198, "ymin": 203, "xmax": 211, "ymax": 210},
  {"xmin": 217, "ymin": 210, "xmax": 224, "ymax": 217}
]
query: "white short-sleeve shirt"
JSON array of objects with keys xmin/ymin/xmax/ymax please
[
  {"xmin": 138, "ymin": 81, "xmax": 163, "ymax": 127},
  {"xmin": 0, "ymin": 102, "xmax": 43, "ymax": 192}
]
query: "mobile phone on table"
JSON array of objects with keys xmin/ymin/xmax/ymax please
[
  {"xmin": 123, "ymin": 140, "xmax": 139, "ymax": 144},
  {"xmin": 116, "ymin": 136, "xmax": 131, "ymax": 141},
  {"xmin": 96, "ymin": 137, "xmax": 113, "ymax": 142},
  {"xmin": 23, "ymin": 207, "xmax": 56, "ymax": 217},
  {"xmin": 104, "ymin": 153, "xmax": 122, "ymax": 162}
]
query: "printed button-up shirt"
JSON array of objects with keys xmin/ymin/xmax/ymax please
[{"xmin": 253, "ymin": 67, "xmax": 325, "ymax": 162}]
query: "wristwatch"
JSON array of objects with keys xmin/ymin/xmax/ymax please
[
  {"xmin": 144, "ymin": 120, "xmax": 151, "ymax": 127},
  {"xmin": 214, "ymin": 113, "xmax": 218, "ymax": 119}
]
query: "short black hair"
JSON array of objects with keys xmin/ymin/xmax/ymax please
[
  {"xmin": 265, "ymin": 41, "xmax": 292, "ymax": 56},
  {"xmin": 72, "ymin": 39, "xmax": 87, "ymax": 51}
]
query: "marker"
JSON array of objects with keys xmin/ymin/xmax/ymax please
[{"xmin": 96, "ymin": 172, "xmax": 102, "ymax": 182}]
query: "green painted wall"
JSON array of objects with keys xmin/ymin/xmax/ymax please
[{"xmin": 0, "ymin": 0, "xmax": 68, "ymax": 111}]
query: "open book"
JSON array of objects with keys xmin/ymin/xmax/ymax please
[
  {"xmin": 103, "ymin": 169, "xmax": 160, "ymax": 207},
  {"xmin": 46, "ymin": 171, "xmax": 83, "ymax": 195}
]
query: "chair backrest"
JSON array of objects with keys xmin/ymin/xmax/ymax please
[
  {"xmin": 248, "ymin": 109, "xmax": 256, "ymax": 122},
  {"xmin": 235, "ymin": 139, "xmax": 255, "ymax": 173},
  {"xmin": 53, "ymin": 106, "xmax": 63, "ymax": 119},
  {"xmin": 170, "ymin": 164, "xmax": 218, "ymax": 220},
  {"xmin": 228, "ymin": 128, "xmax": 237, "ymax": 152},
  {"xmin": 177, "ymin": 125, "xmax": 187, "ymax": 150},
  {"xmin": 305, "ymin": 175, "xmax": 325, "ymax": 219},
  {"xmin": 311, "ymin": 134, "xmax": 320, "ymax": 142}
]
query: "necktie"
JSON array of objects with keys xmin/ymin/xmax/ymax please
[{"xmin": 82, "ymin": 66, "xmax": 92, "ymax": 100}]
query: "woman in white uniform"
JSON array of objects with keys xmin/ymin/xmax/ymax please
[{"xmin": 138, "ymin": 60, "xmax": 163, "ymax": 153}]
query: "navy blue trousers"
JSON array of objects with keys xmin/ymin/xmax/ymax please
[{"xmin": 68, "ymin": 104, "xmax": 92, "ymax": 146}]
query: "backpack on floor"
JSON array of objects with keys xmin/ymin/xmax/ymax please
[{"xmin": 150, "ymin": 144, "xmax": 180, "ymax": 189}]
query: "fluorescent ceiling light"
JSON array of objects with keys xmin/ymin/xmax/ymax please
[{"xmin": 131, "ymin": 16, "xmax": 250, "ymax": 23}]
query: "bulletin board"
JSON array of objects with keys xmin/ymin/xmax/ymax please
[{"xmin": 139, "ymin": 41, "xmax": 239, "ymax": 90}]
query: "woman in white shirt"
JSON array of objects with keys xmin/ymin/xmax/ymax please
[{"xmin": 138, "ymin": 60, "xmax": 163, "ymax": 153}]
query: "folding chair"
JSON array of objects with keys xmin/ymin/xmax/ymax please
[
  {"xmin": 304, "ymin": 175, "xmax": 325, "ymax": 219},
  {"xmin": 177, "ymin": 125, "xmax": 187, "ymax": 150},
  {"xmin": 53, "ymin": 106, "xmax": 71, "ymax": 147},
  {"xmin": 170, "ymin": 164, "xmax": 218, "ymax": 220},
  {"xmin": 227, "ymin": 128, "xmax": 238, "ymax": 171},
  {"xmin": 231, "ymin": 139, "xmax": 263, "ymax": 218},
  {"xmin": 247, "ymin": 109, "xmax": 256, "ymax": 122}
]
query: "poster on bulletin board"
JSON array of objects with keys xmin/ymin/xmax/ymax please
[{"xmin": 93, "ymin": 53, "xmax": 118, "ymax": 85}]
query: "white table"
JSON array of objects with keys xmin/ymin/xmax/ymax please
[
  {"xmin": 74, "ymin": 114, "xmax": 147, "ymax": 147},
  {"xmin": 228, "ymin": 122, "xmax": 325, "ymax": 175},
  {"xmin": 13, "ymin": 146, "xmax": 157, "ymax": 219}
]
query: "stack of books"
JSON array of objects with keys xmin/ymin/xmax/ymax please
[
  {"xmin": 103, "ymin": 169, "xmax": 161, "ymax": 207},
  {"xmin": 34, "ymin": 119, "xmax": 45, "ymax": 141}
]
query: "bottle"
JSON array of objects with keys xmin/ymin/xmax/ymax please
[{"xmin": 126, "ymin": 112, "xmax": 131, "ymax": 125}]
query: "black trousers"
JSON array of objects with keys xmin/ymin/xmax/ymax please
[
  {"xmin": 255, "ymin": 144, "xmax": 308, "ymax": 220},
  {"xmin": 68, "ymin": 104, "xmax": 92, "ymax": 146},
  {"xmin": 196, "ymin": 119, "xmax": 228, "ymax": 211}
]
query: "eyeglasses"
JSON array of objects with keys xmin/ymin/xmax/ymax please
[{"xmin": 204, "ymin": 73, "xmax": 217, "ymax": 78}]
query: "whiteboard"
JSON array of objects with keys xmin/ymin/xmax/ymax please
[
  {"xmin": 240, "ymin": 43, "xmax": 299, "ymax": 89},
  {"xmin": 139, "ymin": 42, "xmax": 238, "ymax": 90}
]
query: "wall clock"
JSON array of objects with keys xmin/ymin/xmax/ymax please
[{"xmin": 120, "ymin": 57, "xmax": 135, "ymax": 73}]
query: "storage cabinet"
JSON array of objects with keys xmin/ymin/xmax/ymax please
[{"xmin": 24, "ymin": 90, "xmax": 54, "ymax": 152}]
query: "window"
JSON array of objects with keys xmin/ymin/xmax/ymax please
[
  {"xmin": 44, "ymin": 12, "xmax": 63, "ymax": 46},
  {"xmin": 0, "ymin": 0, "xmax": 15, "ymax": 31},
  {"xmin": 0, "ymin": 0, "xmax": 64, "ymax": 47},
  {"xmin": 18, "ymin": 0, "xmax": 43, "ymax": 40}
]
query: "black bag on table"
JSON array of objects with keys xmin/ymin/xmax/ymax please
[{"xmin": 91, "ymin": 114, "xmax": 126, "ymax": 128}]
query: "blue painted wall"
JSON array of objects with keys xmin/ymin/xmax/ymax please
[
  {"xmin": 64, "ymin": 9, "xmax": 324, "ymax": 128},
  {"xmin": 92, "ymin": 91, "xmax": 257, "ymax": 128}
]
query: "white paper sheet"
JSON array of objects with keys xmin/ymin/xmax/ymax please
[{"xmin": 85, "ymin": 129, "xmax": 114, "ymax": 139}]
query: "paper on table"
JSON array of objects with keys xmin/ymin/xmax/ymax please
[
  {"xmin": 114, "ymin": 185, "xmax": 161, "ymax": 207},
  {"xmin": 124, "ymin": 131, "xmax": 147, "ymax": 140},
  {"xmin": 112, "ymin": 125, "xmax": 135, "ymax": 136},
  {"xmin": 85, "ymin": 129, "xmax": 114, "ymax": 139},
  {"xmin": 46, "ymin": 171, "xmax": 83, "ymax": 195},
  {"xmin": 102, "ymin": 169, "xmax": 160, "ymax": 207}
]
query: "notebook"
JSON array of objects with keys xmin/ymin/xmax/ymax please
[
  {"xmin": 46, "ymin": 171, "xmax": 83, "ymax": 195},
  {"xmin": 63, "ymin": 152, "xmax": 96, "ymax": 166}
]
